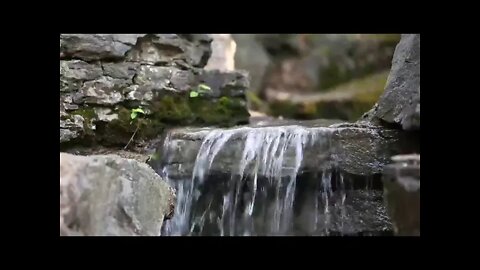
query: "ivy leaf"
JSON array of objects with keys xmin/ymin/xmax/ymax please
[
  {"xmin": 190, "ymin": 91, "xmax": 199, "ymax": 98},
  {"xmin": 130, "ymin": 108, "xmax": 145, "ymax": 120},
  {"xmin": 132, "ymin": 108, "xmax": 145, "ymax": 114}
]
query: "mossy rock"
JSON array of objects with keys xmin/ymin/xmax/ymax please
[
  {"xmin": 63, "ymin": 92, "xmax": 250, "ymax": 148},
  {"xmin": 268, "ymin": 71, "xmax": 389, "ymax": 121},
  {"xmin": 315, "ymin": 35, "xmax": 400, "ymax": 90}
]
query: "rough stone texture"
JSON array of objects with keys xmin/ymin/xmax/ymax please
[
  {"xmin": 102, "ymin": 62, "xmax": 139, "ymax": 80},
  {"xmin": 60, "ymin": 34, "xmax": 143, "ymax": 61},
  {"xmin": 60, "ymin": 153, "xmax": 175, "ymax": 236},
  {"xmin": 60, "ymin": 34, "xmax": 212, "ymax": 68},
  {"xmin": 364, "ymin": 34, "xmax": 420, "ymax": 130},
  {"xmin": 198, "ymin": 70, "xmax": 250, "ymax": 98},
  {"xmin": 382, "ymin": 154, "xmax": 420, "ymax": 236},
  {"xmin": 124, "ymin": 34, "xmax": 212, "ymax": 67},
  {"xmin": 60, "ymin": 34, "xmax": 250, "ymax": 146},
  {"xmin": 60, "ymin": 115, "xmax": 85, "ymax": 142},
  {"xmin": 151, "ymin": 119, "xmax": 419, "ymax": 180},
  {"xmin": 205, "ymin": 34, "xmax": 236, "ymax": 71}
]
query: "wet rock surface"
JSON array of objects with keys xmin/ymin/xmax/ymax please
[
  {"xmin": 382, "ymin": 154, "xmax": 420, "ymax": 236},
  {"xmin": 164, "ymin": 174, "xmax": 392, "ymax": 236},
  {"xmin": 60, "ymin": 153, "xmax": 175, "ymax": 236},
  {"xmin": 293, "ymin": 190, "xmax": 392, "ymax": 236},
  {"xmin": 152, "ymin": 119, "xmax": 419, "ymax": 180}
]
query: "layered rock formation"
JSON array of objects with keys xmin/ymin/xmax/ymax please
[{"xmin": 60, "ymin": 34, "xmax": 250, "ymax": 148}]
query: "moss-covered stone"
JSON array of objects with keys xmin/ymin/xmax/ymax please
[
  {"xmin": 268, "ymin": 71, "xmax": 389, "ymax": 121},
  {"xmin": 150, "ymin": 94, "xmax": 193, "ymax": 124},
  {"xmin": 63, "ymin": 92, "xmax": 250, "ymax": 148},
  {"xmin": 190, "ymin": 96, "xmax": 250, "ymax": 126},
  {"xmin": 94, "ymin": 106, "xmax": 163, "ymax": 146}
]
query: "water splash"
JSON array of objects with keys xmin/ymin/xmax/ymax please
[{"xmin": 159, "ymin": 125, "xmax": 389, "ymax": 236}]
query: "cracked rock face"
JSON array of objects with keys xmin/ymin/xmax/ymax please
[
  {"xmin": 60, "ymin": 34, "xmax": 250, "ymax": 146},
  {"xmin": 60, "ymin": 153, "xmax": 175, "ymax": 236},
  {"xmin": 363, "ymin": 34, "xmax": 420, "ymax": 130}
]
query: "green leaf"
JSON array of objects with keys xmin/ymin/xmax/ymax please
[
  {"xmin": 198, "ymin": 84, "xmax": 211, "ymax": 91},
  {"xmin": 190, "ymin": 91, "xmax": 199, "ymax": 98},
  {"xmin": 132, "ymin": 108, "xmax": 145, "ymax": 114},
  {"xmin": 130, "ymin": 111, "xmax": 138, "ymax": 120}
]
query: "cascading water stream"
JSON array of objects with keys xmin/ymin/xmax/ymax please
[{"xmin": 159, "ymin": 125, "xmax": 390, "ymax": 236}]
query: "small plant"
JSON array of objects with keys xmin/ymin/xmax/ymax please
[
  {"xmin": 124, "ymin": 107, "xmax": 146, "ymax": 150},
  {"xmin": 130, "ymin": 108, "xmax": 145, "ymax": 120},
  {"xmin": 189, "ymin": 83, "xmax": 212, "ymax": 98}
]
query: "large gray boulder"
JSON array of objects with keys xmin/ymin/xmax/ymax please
[
  {"xmin": 60, "ymin": 153, "xmax": 175, "ymax": 236},
  {"xmin": 363, "ymin": 34, "xmax": 420, "ymax": 130}
]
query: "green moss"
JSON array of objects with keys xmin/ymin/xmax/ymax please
[
  {"xmin": 63, "ymin": 91, "xmax": 250, "ymax": 148},
  {"xmin": 268, "ymin": 71, "xmax": 389, "ymax": 121},
  {"xmin": 151, "ymin": 94, "xmax": 193, "ymax": 124},
  {"xmin": 71, "ymin": 107, "xmax": 97, "ymax": 120},
  {"xmin": 190, "ymin": 96, "xmax": 250, "ymax": 126}
]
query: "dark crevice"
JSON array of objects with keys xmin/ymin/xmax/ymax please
[
  {"xmin": 60, "ymin": 55, "xmax": 125, "ymax": 64},
  {"xmin": 377, "ymin": 118, "xmax": 403, "ymax": 130},
  {"xmin": 99, "ymin": 61, "xmax": 105, "ymax": 74}
]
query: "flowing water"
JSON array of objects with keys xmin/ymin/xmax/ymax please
[{"xmin": 158, "ymin": 126, "xmax": 391, "ymax": 236}]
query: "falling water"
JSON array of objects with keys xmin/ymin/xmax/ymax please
[{"xmin": 159, "ymin": 125, "xmax": 390, "ymax": 236}]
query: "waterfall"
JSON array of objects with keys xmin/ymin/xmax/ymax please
[{"xmin": 159, "ymin": 125, "xmax": 390, "ymax": 236}]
